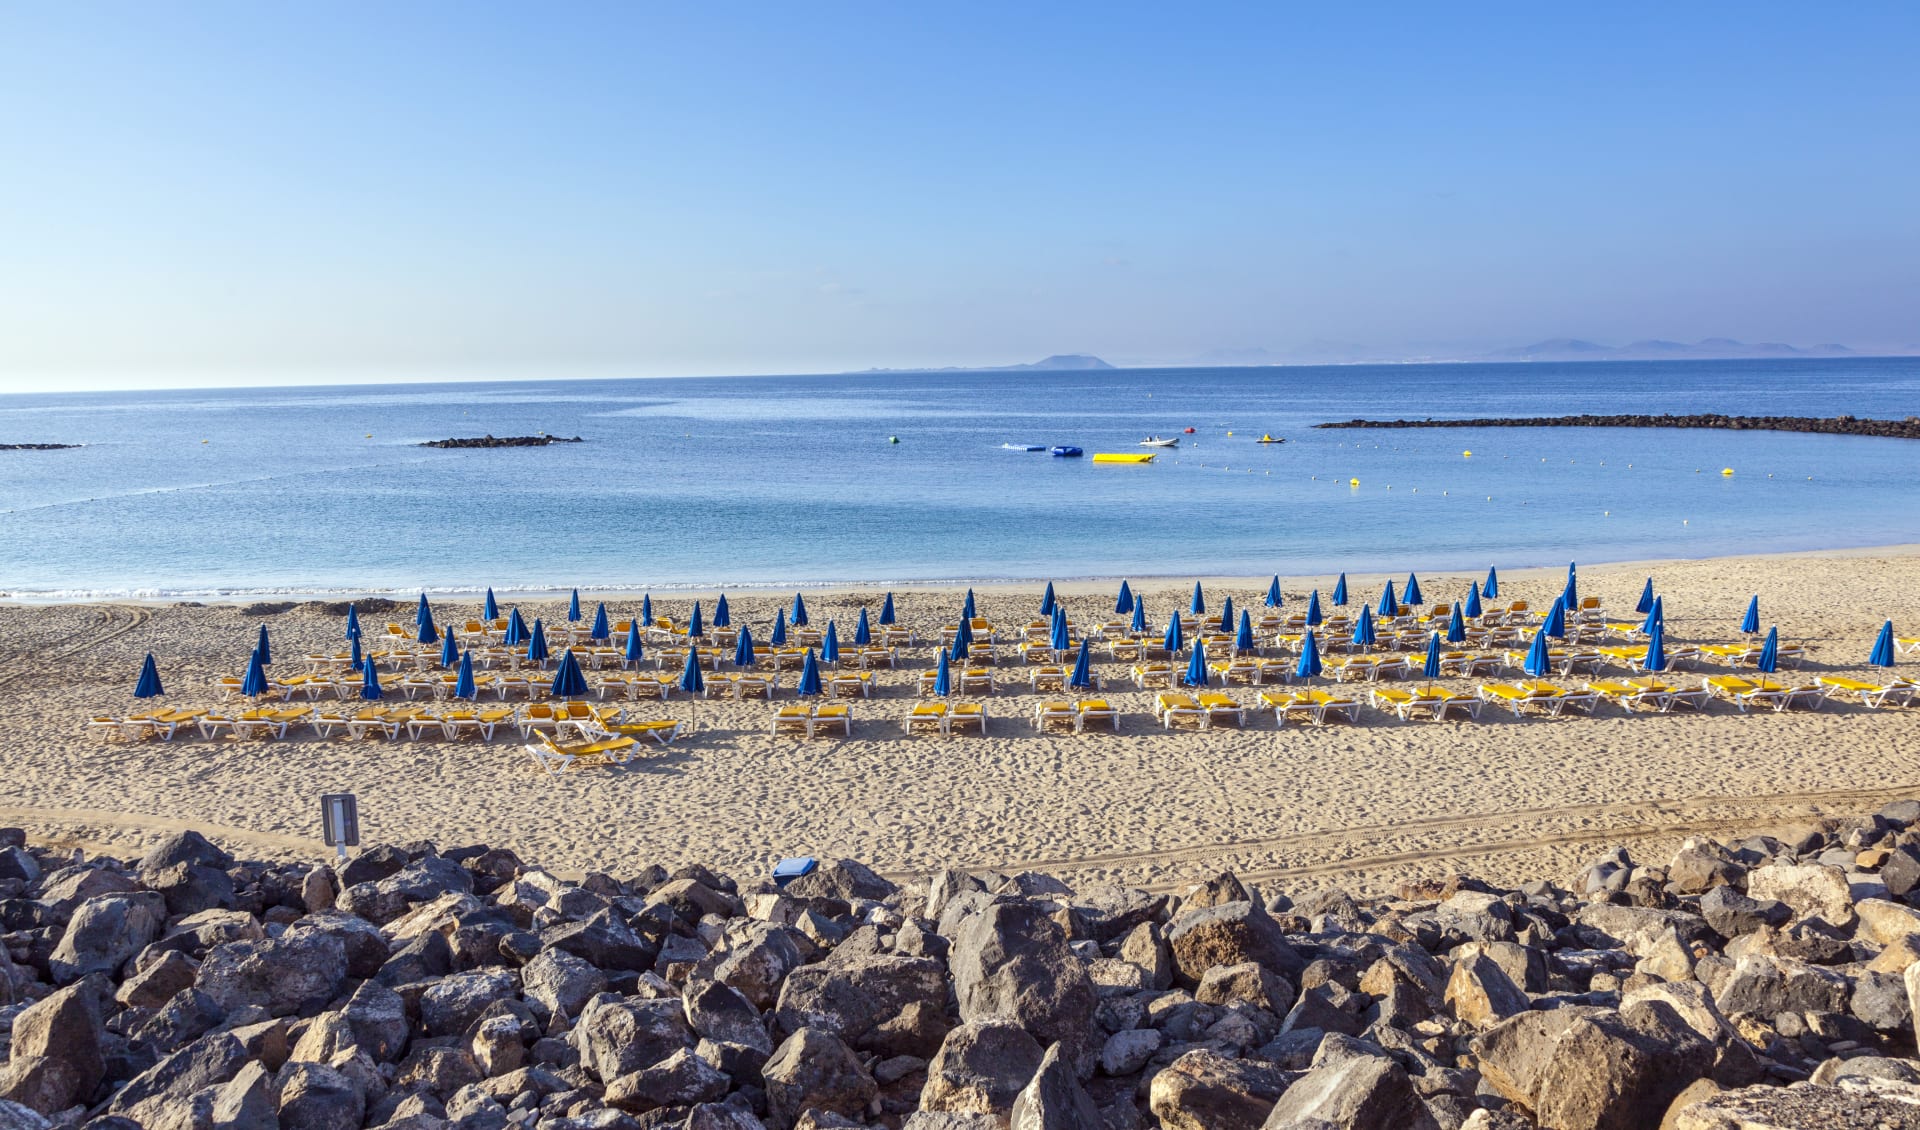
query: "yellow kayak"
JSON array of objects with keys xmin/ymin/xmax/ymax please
[{"xmin": 1092, "ymin": 453, "xmax": 1155, "ymax": 464}]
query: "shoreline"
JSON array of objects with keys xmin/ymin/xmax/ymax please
[{"xmin": 7, "ymin": 541, "xmax": 1920, "ymax": 607}]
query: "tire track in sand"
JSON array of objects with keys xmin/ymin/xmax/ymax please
[{"xmin": 0, "ymin": 604, "xmax": 152, "ymax": 687}]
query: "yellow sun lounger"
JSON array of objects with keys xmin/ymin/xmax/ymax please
[
  {"xmin": 1195, "ymin": 692, "xmax": 1246, "ymax": 728},
  {"xmin": 946, "ymin": 702, "xmax": 987, "ymax": 736},
  {"xmin": 1154, "ymin": 693, "xmax": 1206, "ymax": 730},
  {"xmin": 1032, "ymin": 700, "xmax": 1076, "ymax": 733},
  {"xmin": 1816, "ymin": 676, "xmax": 1916, "ymax": 708},
  {"xmin": 1076, "ymin": 699, "xmax": 1119, "ymax": 731},
  {"xmin": 904, "ymin": 701, "xmax": 949, "ymax": 736}
]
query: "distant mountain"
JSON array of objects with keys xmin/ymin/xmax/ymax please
[
  {"xmin": 1489, "ymin": 338, "xmax": 1857, "ymax": 362},
  {"xmin": 857, "ymin": 353, "xmax": 1114, "ymax": 373}
]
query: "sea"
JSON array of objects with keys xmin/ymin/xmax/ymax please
[{"xmin": 3, "ymin": 358, "xmax": 1918, "ymax": 601}]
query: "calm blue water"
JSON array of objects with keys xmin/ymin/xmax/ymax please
[{"xmin": 3, "ymin": 359, "xmax": 1919, "ymax": 599}]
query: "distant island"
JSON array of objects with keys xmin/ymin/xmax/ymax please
[
  {"xmin": 1484, "ymin": 337, "xmax": 1856, "ymax": 362},
  {"xmin": 1315, "ymin": 413, "xmax": 1920, "ymax": 439},
  {"xmin": 858, "ymin": 353, "xmax": 1114, "ymax": 373},
  {"xmin": 419, "ymin": 435, "xmax": 584, "ymax": 449}
]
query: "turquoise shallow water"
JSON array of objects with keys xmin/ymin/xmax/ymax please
[{"xmin": 2, "ymin": 358, "xmax": 1918, "ymax": 599}]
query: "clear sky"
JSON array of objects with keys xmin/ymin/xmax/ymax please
[{"xmin": 2, "ymin": 3, "xmax": 1917, "ymax": 391}]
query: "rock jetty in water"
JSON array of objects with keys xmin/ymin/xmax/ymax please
[
  {"xmin": 419, "ymin": 436, "xmax": 584, "ymax": 449},
  {"xmin": 7, "ymin": 803, "xmax": 1920, "ymax": 1127},
  {"xmin": 0, "ymin": 443, "xmax": 80, "ymax": 451},
  {"xmin": 1314, "ymin": 413, "xmax": 1920, "ymax": 439}
]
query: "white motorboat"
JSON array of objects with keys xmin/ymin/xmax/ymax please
[{"xmin": 1139, "ymin": 436, "xmax": 1180, "ymax": 448}]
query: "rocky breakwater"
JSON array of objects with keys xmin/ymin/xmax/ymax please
[
  {"xmin": 1314, "ymin": 413, "xmax": 1920, "ymax": 439},
  {"xmin": 0, "ymin": 444, "xmax": 80, "ymax": 451},
  {"xmin": 419, "ymin": 437, "xmax": 584, "ymax": 450},
  {"xmin": 9, "ymin": 811, "xmax": 1920, "ymax": 1128}
]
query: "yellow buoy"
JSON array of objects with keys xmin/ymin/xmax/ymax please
[
  {"xmin": 1721, "ymin": 467, "xmax": 1733, "ymax": 476},
  {"xmin": 365, "ymin": 433, "xmax": 372, "ymax": 438},
  {"xmin": 1462, "ymin": 450, "xmax": 1472, "ymax": 457},
  {"xmin": 1349, "ymin": 478, "xmax": 1359, "ymax": 487}
]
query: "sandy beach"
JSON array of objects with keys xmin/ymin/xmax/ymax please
[{"xmin": 3, "ymin": 550, "xmax": 1917, "ymax": 895}]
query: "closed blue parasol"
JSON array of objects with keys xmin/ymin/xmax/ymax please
[
  {"xmin": 770, "ymin": 609, "xmax": 788, "ymax": 646},
  {"xmin": 1755, "ymin": 626, "xmax": 1779, "ymax": 673},
  {"xmin": 360, "ymin": 655, "xmax": 384, "ymax": 700},
  {"xmin": 1563, "ymin": 563, "xmax": 1578, "ymax": 610},
  {"xmin": 1069, "ymin": 640, "xmax": 1094, "ymax": 690},
  {"xmin": 1218, "ymin": 596, "xmax": 1234, "ymax": 634},
  {"xmin": 963, "ymin": 589, "xmax": 976, "ymax": 620},
  {"xmin": 1405, "ymin": 573, "xmax": 1424, "ymax": 605},
  {"xmin": 624, "ymin": 620, "xmax": 645, "ymax": 665},
  {"xmin": 1040, "ymin": 582, "xmax": 1056, "ymax": 616},
  {"xmin": 416, "ymin": 594, "xmax": 437, "ymax": 645},
  {"xmin": 1332, "ymin": 574, "xmax": 1348, "ymax": 605},
  {"xmin": 1523, "ymin": 628, "xmax": 1551, "ymax": 677},
  {"xmin": 733, "ymin": 625, "xmax": 756, "ymax": 668},
  {"xmin": 1235, "ymin": 610, "xmax": 1254, "ymax": 652},
  {"xmin": 791, "ymin": 592, "xmax": 809, "ymax": 626},
  {"xmin": 1115, "ymin": 580, "xmax": 1134, "ymax": 615},
  {"xmin": 1740, "ymin": 596, "xmax": 1760, "ymax": 635},
  {"xmin": 821, "ymin": 621, "xmax": 840, "ymax": 665},
  {"xmin": 1543, "ymin": 597, "xmax": 1567, "ymax": 640},
  {"xmin": 714, "ymin": 594, "xmax": 731, "ymax": 627},
  {"xmin": 525, "ymin": 619, "xmax": 549, "ymax": 664},
  {"xmin": 241, "ymin": 648, "xmax": 270, "ymax": 698},
  {"xmin": 589, "ymin": 603, "xmax": 610, "ymax": 641},
  {"xmin": 568, "ymin": 589, "xmax": 582, "ymax": 622},
  {"xmin": 934, "ymin": 647, "xmax": 952, "ymax": 696},
  {"xmin": 1423, "ymin": 631, "xmax": 1443, "ymax": 680},
  {"xmin": 688, "ymin": 601, "xmax": 705, "ymax": 639},
  {"xmin": 1351, "ymin": 606, "xmax": 1376, "ymax": 647},
  {"xmin": 550, "ymin": 649, "xmax": 589, "ymax": 699},
  {"xmin": 1641, "ymin": 596, "xmax": 1664, "ymax": 636},
  {"xmin": 1190, "ymin": 581, "xmax": 1205, "ymax": 614},
  {"xmin": 1050, "ymin": 608, "xmax": 1070, "ymax": 652},
  {"xmin": 1296, "ymin": 629, "xmax": 1323, "ymax": 679},
  {"xmin": 453, "ymin": 651, "xmax": 476, "ymax": 699},
  {"xmin": 482, "ymin": 588, "xmax": 498, "ymax": 621},
  {"xmin": 1483, "ymin": 566, "xmax": 1500, "ymax": 599},
  {"xmin": 1377, "ymin": 581, "xmax": 1398, "ymax": 617},
  {"xmin": 1129, "ymin": 597, "xmax": 1147, "ymax": 635},
  {"xmin": 879, "ymin": 592, "xmax": 896, "ymax": 625},
  {"xmin": 439, "ymin": 631, "xmax": 459, "ymax": 669},
  {"xmin": 505, "ymin": 608, "xmax": 529, "ymax": 647},
  {"xmin": 1265, "ymin": 576, "xmax": 1283, "ymax": 607},
  {"xmin": 1447, "ymin": 604, "xmax": 1467, "ymax": 643},
  {"xmin": 950, "ymin": 622, "xmax": 971, "ymax": 662},
  {"xmin": 1306, "ymin": 590, "xmax": 1323, "ymax": 626},
  {"xmin": 134, "ymin": 654, "xmax": 164, "ymax": 699},
  {"xmin": 345, "ymin": 603, "xmax": 361, "ymax": 640},
  {"xmin": 795, "ymin": 648, "xmax": 822, "ymax": 696},
  {"xmin": 641, "ymin": 594, "xmax": 654, "ymax": 630},
  {"xmin": 1635, "ymin": 578, "xmax": 1655, "ymax": 615},
  {"xmin": 678, "ymin": 644, "xmax": 706, "ymax": 695},
  {"xmin": 1163, "ymin": 611, "xmax": 1184, "ymax": 655},
  {"xmin": 854, "ymin": 608, "xmax": 872, "ymax": 646},
  {"xmin": 1644, "ymin": 623, "xmax": 1668, "ymax": 673},
  {"xmin": 1183, "ymin": 639, "xmax": 1208, "ymax": 687},
  {"xmin": 256, "ymin": 624, "xmax": 273, "ymax": 665},
  {"xmin": 349, "ymin": 635, "xmax": 364, "ymax": 674},
  {"xmin": 1463, "ymin": 585, "xmax": 1483, "ymax": 619},
  {"xmin": 1870, "ymin": 620, "xmax": 1896, "ymax": 667}
]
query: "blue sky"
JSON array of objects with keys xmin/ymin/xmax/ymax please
[{"xmin": 2, "ymin": 3, "xmax": 1916, "ymax": 390}]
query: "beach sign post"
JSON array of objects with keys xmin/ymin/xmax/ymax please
[{"xmin": 321, "ymin": 793, "xmax": 359, "ymax": 863}]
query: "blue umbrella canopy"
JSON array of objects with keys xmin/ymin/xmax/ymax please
[
  {"xmin": 790, "ymin": 592, "xmax": 809, "ymax": 627},
  {"xmin": 879, "ymin": 592, "xmax": 896, "ymax": 625},
  {"xmin": 770, "ymin": 608, "xmax": 789, "ymax": 646},
  {"xmin": 1447, "ymin": 604, "xmax": 1467, "ymax": 643},
  {"xmin": 1635, "ymin": 577, "xmax": 1656, "ymax": 615},
  {"xmin": 821, "ymin": 621, "xmax": 841, "ymax": 664},
  {"xmin": 505, "ymin": 608, "xmax": 529, "ymax": 647},
  {"xmin": 550, "ymin": 650, "xmax": 589, "ymax": 699},
  {"xmin": 415, "ymin": 599, "xmax": 437, "ymax": 646},
  {"xmin": 1265, "ymin": 576, "xmax": 1283, "ymax": 607},
  {"xmin": 677, "ymin": 645, "xmax": 705, "ymax": 694},
  {"xmin": 1162, "ymin": 611, "xmax": 1184, "ymax": 655},
  {"xmin": 1641, "ymin": 596, "xmax": 1664, "ymax": 636},
  {"xmin": 854, "ymin": 608, "xmax": 872, "ymax": 646},
  {"xmin": 1040, "ymin": 582, "xmax": 1056, "ymax": 616},
  {"xmin": 589, "ymin": 603, "xmax": 610, "ymax": 641},
  {"xmin": 1377, "ymin": 581, "xmax": 1398, "ymax": 617},
  {"xmin": 1115, "ymin": 580, "xmax": 1134, "ymax": 615},
  {"xmin": 568, "ymin": 589, "xmax": 582, "ymax": 622},
  {"xmin": 1563, "ymin": 563, "xmax": 1579, "ymax": 610},
  {"xmin": 1182, "ymin": 640, "xmax": 1209, "ymax": 687},
  {"xmin": 1306, "ymin": 590, "xmax": 1323, "ymax": 626},
  {"xmin": 688, "ymin": 601, "xmax": 705, "ymax": 639},
  {"xmin": 1235, "ymin": 610, "xmax": 1254, "ymax": 652},
  {"xmin": 624, "ymin": 620, "xmax": 645, "ymax": 664},
  {"xmin": 1050, "ymin": 608, "xmax": 1070, "ymax": 652},
  {"xmin": 1483, "ymin": 566, "xmax": 1500, "ymax": 599},
  {"xmin": 1351, "ymin": 606, "xmax": 1377, "ymax": 647},
  {"xmin": 1523, "ymin": 628, "xmax": 1551, "ymax": 677},
  {"xmin": 1190, "ymin": 581, "xmax": 1206, "ymax": 614},
  {"xmin": 1755, "ymin": 626, "xmax": 1780, "ymax": 673},
  {"xmin": 134, "ymin": 654, "xmax": 165, "ymax": 699},
  {"xmin": 1129, "ymin": 597, "xmax": 1147, "ymax": 635},
  {"xmin": 525, "ymin": 619, "xmax": 550, "ymax": 664},
  {"xmin": 1740, "ymin": 596, "xmax": 1760, "ymax": 635},
  {"xmin": 733, "ymin": 625, "xmax": 756, "ymax": 668},
  {"xmin": 963, "ymin": 589, "xmax": 976, "ymax": 620},
  {"xmin": 951, "ymin": 623, "xmax": 971, "ymax": 661},
  {"xmin": 255, "ymin": 624, "xmax": 272, "ymax": 665},
  {"xmin": 1870, "ymin": 620, "xmax": 1896, "ymax": 667},
  {"xmin": 438, "ymin": 631, "xmax": 459, "ymax": 669},
  {"xmin": 1217, "ymin": 596, "xmax": 1234, "ymax": 634},
  {"xmin": 1332, "ymin": 574, "xmax": 1348, "ymax": 606},
  {"xmin": 453, "ymin": 651, "xmax": 477, "ymax": 700},
  {"xmin": 348, "ymin": 634, "xmax": 364, "ymax": 673},
  {"xmin": 360, "ymin": 656, "xmax": 384, "ymax": 700},
  {"xmin": 241, "ymin": 648, "xmax": 270, "ymax": 698},
  {"xmin": 1543, "ymin": 597, "xmax": 1567, "ymax": 640},
  {"xmin": 933, "ymin": 647, "xmax": 952, "ymax": 696},
  {"xmin": 795, "ymin": 648, "xmax": 823, "ymax": 697},
  {"xmin": 345, "ymin": 603, "xmax": 362, "ymax": 640},
  {"xmin": 1463, "ymin": 585, "xmax": 1483, "ymax": 619},
  {"xmin": 1423, "ymin": 631, "xmax": 1443, "ymax": 679},
  {"xmin": 1295, "ymin": 629, "xmax": 1323, "ymax": 679},
  {"xmin": 641, "ymin": 594, "xmax": 654, "ymax": 629},
  {"xmin": 1404, "ymin": 573, "xmax": 1424, "ymax": 605},
  {"xmin": 482, "ymin": 588, "xmax": 498, "ymax": 621},
  {"xmin": 1068, "ymin": 640, "xmax": 1094, "ymax": 690},
  {"xmin": 1644, "ymin": 624, "xmax": 1668, "ymax": 673},
  {"xmin": 713, "ymin": 594, "xmax": 731, "ymax": 627}
]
